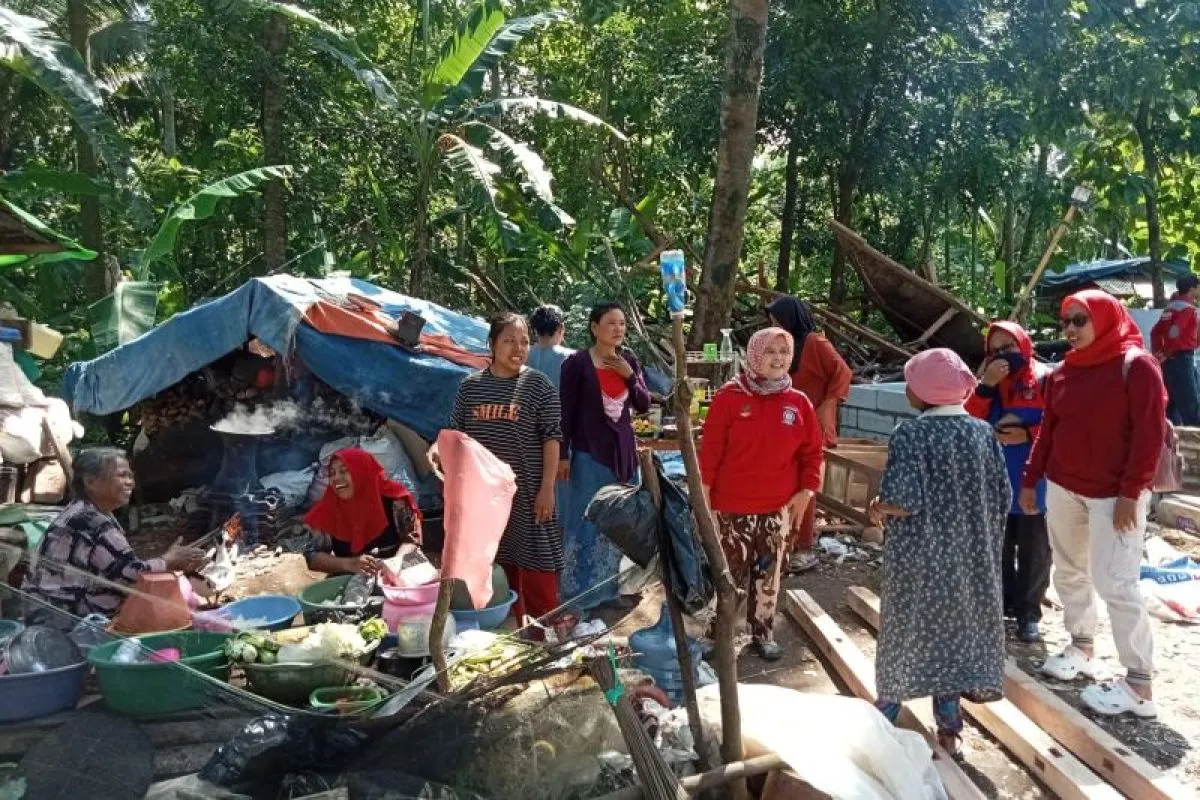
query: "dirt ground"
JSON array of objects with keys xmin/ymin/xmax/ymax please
[{"xmin": 126, "ymin": 513, "xmax": 1200, "ymax": 798}]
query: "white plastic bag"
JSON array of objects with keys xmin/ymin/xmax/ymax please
[
  {"xmin": 0, "ymin": 405, "xmax": 44, "ymax": 464},
  {"xmin": 697, "ymin": 683, "xmax": 946, "ymax": 800}
]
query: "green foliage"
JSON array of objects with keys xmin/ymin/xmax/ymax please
[
  {"xmin": 135, "ymin": 164, "xmax": 296, "ymax": 280},
  {"xmin": 0, "ymin": 6, "xmax": 131, "ymax": 174}
]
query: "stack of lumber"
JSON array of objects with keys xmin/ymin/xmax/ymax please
[{"xmin": 786, "ymin": 586, "xmax": 1193, "ymax": 800}]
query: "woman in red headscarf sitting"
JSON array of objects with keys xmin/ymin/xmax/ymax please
[
  {"xmin": 302, "ymin": 447, "xmax": 422, "ymax": 576},
  {"xmin": 1021, "ymin": 290, "xmax": 1166, "ymax": 719}
]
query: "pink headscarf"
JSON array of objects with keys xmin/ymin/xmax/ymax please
[
  {"xmin": 734, "ymin": 327, "xmax": 794, "ymax": 396},
  {"xmin": 903, "ymin": 348, "xmax": 977, "ymax": 407}
]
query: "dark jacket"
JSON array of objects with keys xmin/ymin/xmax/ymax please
[{"xmin": 560, "ymin": 349, "xmax": 651, "ymax": 481}]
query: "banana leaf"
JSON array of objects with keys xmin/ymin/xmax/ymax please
[{"xmin": 87, "ymin": 281, "xmax": 160, "ymax": 355}]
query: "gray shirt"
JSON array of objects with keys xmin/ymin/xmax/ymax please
[{"xmin": 526, "ymin": 343, "xmax": 573, "ymax": 392}]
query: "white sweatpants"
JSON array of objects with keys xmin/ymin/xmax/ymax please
[{"xmin": 1045, "ymin": 481, "xmax": 1154, "ymax": 683}]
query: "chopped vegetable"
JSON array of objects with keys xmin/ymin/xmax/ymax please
[{"xmin": 358, "ymin": 618, "xmax": 387, "ymax": 643}]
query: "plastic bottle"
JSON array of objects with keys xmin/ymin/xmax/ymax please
[
  {"xmin": 112, "ymin": 639, "xmax": 144, "ymax": 664},
  {"xmin": 629, "ymin": 602, "xmax": 701, "ymax": 704},
  {"xmin": 719, "ymin": 329, "xmax": 734, "ymax": 363},
  {"xmin": 659, "ymin": 250, "xmax": 688, "ymax": 314}
]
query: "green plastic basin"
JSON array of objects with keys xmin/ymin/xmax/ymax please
[
  {"xmin": 297, "ymin": 575, "xmax": 356, "ymax": 625},
  {"xmin": 88, "ymin": 631, "xmax": 231, "ymax": 716}
]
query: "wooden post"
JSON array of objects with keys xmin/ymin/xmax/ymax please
[
  {"xmin": 1010, "ymin": 186, "xmax": 1091, "ymax": 323},
  {"xmin": 429, "ymin": 577, "xmax": 455, "ymax": 693},
  {"xmin": 668, "ymin": 313, "xmax": 744, "ymax": 785},
  {"xmin": 638, "ymin": 447, "xmax": 708, "ymax": 769}
]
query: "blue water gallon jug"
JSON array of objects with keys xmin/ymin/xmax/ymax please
[{"xmin": 629, "ymin": 601, "xmax": 701, "ymax": 703}]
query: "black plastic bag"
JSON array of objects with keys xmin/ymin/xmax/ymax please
[
  {"xmin": 200, "ymin": 714, "xmax": 370, "ymax": 792},
  {"xmin": 584, "ymin": 483, "xmax": 659, "ymax": 567},
  {"xmin": 656, "ymin": 458, "xmax": 714, "ymax": 614}
]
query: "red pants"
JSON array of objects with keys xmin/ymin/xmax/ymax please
[
  {"xmin": 501, "ymin": 564, "xmax": 560, "ymax": 625},
  {"xmin": 790, "ymin": 497, "xmax": 817, "ymax": 551}
]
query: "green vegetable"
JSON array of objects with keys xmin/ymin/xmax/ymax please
[
  {"xmin": 358, "ymin": 618, "xmax": 387, "ymax": 642},
  {"xmin": 258, "ymin": 650, "xmax": 277, "ymax": 665}
]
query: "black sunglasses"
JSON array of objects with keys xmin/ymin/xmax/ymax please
[{"xmin": 1060, "ymin": 313, "xmax": 1090, "ymax": 329}]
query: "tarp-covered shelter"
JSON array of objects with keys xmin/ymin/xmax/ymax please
[
  {"xmin": 1037, "ymin": 256, "xmax": 1192, "ymax": 302},
  {"xmin": 63, "ymin": 275, "xmax": 489, "ymax": 440}
]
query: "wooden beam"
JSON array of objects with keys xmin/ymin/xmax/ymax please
[
  {"xmin": 1003, "ymin": 662, "xmax": 1194, "ymax": 800},
  {"xmin": 914, "ymin": 307, "xmax": 958, "ymax": 345},
  {"xmin": 783, "ymin": 590, "xmax": 986, "ymax": 800},
  {"xmin": 844, "ymin": 588, "xmax": 1126, "ymax": 800}
]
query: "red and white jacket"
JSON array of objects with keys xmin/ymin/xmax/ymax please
[{"xmin": 1151, "ymin": 292, "xmax": 1199, "ymax": 359}]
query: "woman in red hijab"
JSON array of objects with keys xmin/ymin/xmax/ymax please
[
  {"xmin": 303, "ymin": 448, "xmax": 421, "ymax": 575},
  {"xmin": 1021, "ymin": 290, "xmax": 1166, "ymax": 719}
]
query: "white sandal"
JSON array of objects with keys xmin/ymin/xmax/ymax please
[
  {"xmin": 1081, "ymin": 679, "xmax": 1157, "ymax": 718},
  {"xmin": 1041, "ymin": 646, "xmax": 1098, "ymax": 681}
]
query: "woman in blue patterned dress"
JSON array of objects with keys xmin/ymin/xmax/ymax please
[{"xmin": 868, "ymin": 349, "xmax": 1011, "ymax": 758}]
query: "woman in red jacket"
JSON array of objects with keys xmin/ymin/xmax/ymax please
[
  {"xmin": 1021, "ymin": 290, "xmax": 1166, "ymax": 719},
  {"xmin": 700, "ymin": 327, "xmax": 825, "ymax": 660}
]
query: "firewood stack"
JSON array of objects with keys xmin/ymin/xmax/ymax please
[{"xmin": 1176, "ymin": 426, "xmax": 1200, "ymax": 493}]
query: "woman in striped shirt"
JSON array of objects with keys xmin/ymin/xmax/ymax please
[{"xmin": 448, "ymin": 313, "xmax": 564, "ymax": 629}]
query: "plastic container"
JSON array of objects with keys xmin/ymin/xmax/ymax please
[
  {"xmin": 0, "ymin": 662, "xmax": 87, "ymax": 721},
  {"xmin": 447, "ymin": 589, "xmax": 518, "ymax": 631},
  {"xmin": 196, "ymin": 595, "xmax": 301, "ymax": 633},
  {"xmin": 387, "ymin": 616, "xmax": 456, "ymax": 658},
  {"xmin": 659, "ymin": 250, "xmax": 687, "ymax": 314},
  {"xmin": 297, "ymin": 575, "xmax": 360, "ymax": 625},
  {"xmin": 719, "ymin": 329, "xmax": 734, "ymax": 363},
  {"xmin": 382, "ymin": 597, "xmax": 437, "ymax": 632},
  {"xmin": 309, "ymin": 685, "xmax": 384, "ymax": 714},
  {"xmin": 629, "ymin": 602, "xmax": 701, "ymax": 704},
  {"xmin": 449, "ymin": 565, "xmax": 510, "ymax": 611},
  {"xmin": 89, "ymin": 631, "xmax": 231, "ymax": 716},
  {"xmin": 111, "ymin": 572, "xmax": 192, "ymax": 634},
  {"xmin": 243, "ymin": 640, "xmax": 379, "ymax": 706},
  {"xmin": 379, "ymin": 580, "xmax": 441, "ymax": 606}
]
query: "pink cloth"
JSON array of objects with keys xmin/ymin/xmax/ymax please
[
  {"xmin": 436, "ymin": 429, "xmax": 517, "ymax": 610},
  {"xmin": 904, "ymin": 348, "xmax": 977, "ymax": 406}
]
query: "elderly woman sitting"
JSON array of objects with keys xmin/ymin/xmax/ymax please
[{"xmin": 22, "ymin": 448, "xmax": 208, "ymax": 625}]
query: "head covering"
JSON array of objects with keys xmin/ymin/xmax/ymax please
[
  {"xmin": 1060, "ymin": 290, "xmax": 1144, "ymax": 368},
  {"xmin": 734, "ymin": 327, "xmax": 794, "ymax": 396},
  {"xmin": 904, "ymin": 348, "xmax": 977, "ymax": 407},
  {"xmin": 303, "ymin": 447, "xmax": 416, "ymax": 554},
  {"xmin": 987, "ymin": 320, "xmax": 1034, "ymax": 374},
  {"xmin": 766, "ymin": 295, "xmax": 817, "ymax": 374}
]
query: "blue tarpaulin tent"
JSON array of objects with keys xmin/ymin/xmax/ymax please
[
  {"xmin": 63, "ymin": 276, "xmax": 489, "ymax": 441},
  {"xmin": 1039, "ymin": 256, "xmax": 1191, "ymax": 288}
]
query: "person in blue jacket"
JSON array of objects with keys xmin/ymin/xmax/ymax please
[{"xmin": 966, "ymin": 321, "xmax": 1053, "ymax": 642}]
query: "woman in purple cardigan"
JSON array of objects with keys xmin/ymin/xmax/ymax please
[{"xmin": 558, "ymin": 302, "xmax": 652, "ymax": 609}]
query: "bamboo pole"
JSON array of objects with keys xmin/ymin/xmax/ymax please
[
  {"xmin": 1009, "ymin": 186, "xmax": 1091, "ymax": 323},
  {"xmin": 667, "ymin": 312, "xmax": 744, "ymax": 790},
  {"xmin": 637, "ymin": 447, "xmax": 708, "ymax": 770},
  {"xmin": 429, "ymin": 577, "xmax": 455, "ymax": 692}
]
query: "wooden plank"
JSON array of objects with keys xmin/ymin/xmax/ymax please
[
  {"xmin": 782, "ymin": 590, "xmax": 986, "ymax": 800},
  {"xmin": 1003, "ymin": 666, "xmax": 1195, "ymax": 800},
  {"xmin": 845, "ymin": 588, "xmax": 1128, "ymax": 800},
  {"xmin": 847, "ymin": 588, "xmax": 1193, "ymax": 800},
  {"xmin": 914, "ymin": 307, "xmax": 958, "ymax": 345}
]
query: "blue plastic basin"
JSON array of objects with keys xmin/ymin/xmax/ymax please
[
  {"xmin": 450, "ymin": 590, "xmax": 518, "ymax": 630},
  {"xmin": 0, "ymin": 661, "xmax": 87, "ymax": 722},
  {"xmin": 212, "ymin": 595, "xmax": 301, "ymax": 632}
]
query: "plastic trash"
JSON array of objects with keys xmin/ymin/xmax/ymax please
[
  {"xmin": 67, "ymin": 614, "xmax": 113, "ymax": 655},
  {"xmin": 630, "ymin": 602, "xmax": 701, "ymax": 704},
  {"xmin": 585, "ymin": 483, "xmax": 658, "ymax": 567},
  {"xmin": 341, "ymin": 573, "xmax": 375, "ymax": 606},
  {"xmin": 112, "ymin": 639, "xmax": 145, "ymax": 664},
  {"xmin": 200, "ymin": 714, "xmax": 369, "ymax": 790},
  {"xmin": 818, "ymin": 537, "xmax": 849, "ymax": 556}
]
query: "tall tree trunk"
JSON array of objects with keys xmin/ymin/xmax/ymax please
[
  {"xmin": 830, "ymin": 164, "xmax": 858, "ymax": 308},
  {"xmin": 1001, "ymin": 190, "xmax": 1017, "ymax": 299},
  {"xmin": 689, "ymin": 0, "xmax": 769, "ymax": 349},
  {"xmin": 775, "ymin": 127, "xmax": 801, "ymax": 293},
  {"xmin": 409, "ymin": 145, "xmax": 438, "ymax": 295},
  {"xmin": 160, "ymin": 81, "xmax": 177, "ymax": 157},
  {"xmin": 1014, "ymin": 143, "xmax": 1050, "ymax": 270},
  {"xmin": 1135, "ymin": 98, "xmax": 1165, "ymax": 307},
  {"xmin": 68, "ymin": 0, "xmax": 107, "ymax": 300},
  {"xmin": 260, "ymin": 12, "xmax": 289, "ymax": 275},
  {"xmin": 0, "ymin": 73, "xmax": 19, "ymax": 170}
]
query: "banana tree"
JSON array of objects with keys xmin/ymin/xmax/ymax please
[{"xmin": 403, "ymin": 0, "xmax": 626, "ymax": 295}]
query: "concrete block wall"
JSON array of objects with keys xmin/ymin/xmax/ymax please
[{"xmin": 839, "ymin": 383, "xmax": 918, "ymax": 442}]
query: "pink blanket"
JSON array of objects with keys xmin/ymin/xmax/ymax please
[{"xmin": 437, "ymin": 430, "xmax": 516, "ymax": 609}]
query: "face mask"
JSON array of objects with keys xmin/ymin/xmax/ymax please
[{"xmin": 993, "ymin": 351, "xmax": 1027, "ymax": 373}]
